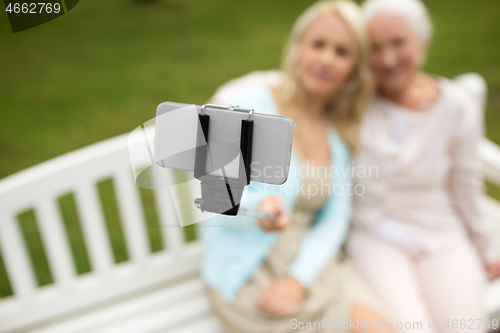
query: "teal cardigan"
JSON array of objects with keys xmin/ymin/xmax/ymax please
[{"xmin": 200, "ymin": 84, "xmax": 353, "ymax": 302}]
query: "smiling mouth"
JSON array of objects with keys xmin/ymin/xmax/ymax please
[
  {"xmin": 311, "ymin": 71, "xmax": 332, "ymax": 82},
  {"xmin": 383, "ymin": 67, "xmax": 402, "ymax": 77}
]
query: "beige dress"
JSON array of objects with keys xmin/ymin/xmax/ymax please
[{"xmin": 205, "ymin": 155, "xmax": 387, "ymax": 333}]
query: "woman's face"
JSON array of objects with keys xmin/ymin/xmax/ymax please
[
  {"xmin": 296, "ymin": 12, "xmax": 357, "ymax": 99},
  {"xmin": 368, "ymin": 13, "xmax": 426, "ymax": 95}
]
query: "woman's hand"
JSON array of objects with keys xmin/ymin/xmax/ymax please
[
  {"xmin": 485, "ymin": 259, "xmax": 500, "ymax": 279},
  {"xmin": 258, "ymin": 196, "xmax": 291, "ymax": 232},
  {"xmin": 256, "ymin": 276, "xmax": 306, "ymax": 316}
]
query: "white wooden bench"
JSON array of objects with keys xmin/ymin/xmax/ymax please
[
  {"xmin": 0, "ymin": 128, "xmax": 224, "ymax": 333},
  {"xmin": 0, "ymin": 74, "xmax": 499, "ymax": 332}
]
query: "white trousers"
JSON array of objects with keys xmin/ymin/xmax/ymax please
[{"xmin": 346, "ymin": 230, "xmax": 488, "ymax": 333}]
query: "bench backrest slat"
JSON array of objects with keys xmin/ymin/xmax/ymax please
[{"xmin": 0, "ymin": 212, "xmax": 38, "ymax": 298}]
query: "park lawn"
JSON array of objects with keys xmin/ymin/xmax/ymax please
[{"xmin": 0, "ymin": 0, "xmax": 499, "ymax": 298}]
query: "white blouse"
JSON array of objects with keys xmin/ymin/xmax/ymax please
[{"xmin": 352, "ymin": 77, "xmax": 498, "ymax": 262}]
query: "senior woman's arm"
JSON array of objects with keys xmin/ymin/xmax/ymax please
[{"xmin": 449, "ymin": 92, "xmax": 498, "ymax": 263}]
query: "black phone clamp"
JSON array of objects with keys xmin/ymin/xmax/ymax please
[{"xmin": 193, "ymin": 104, "xmax": 254, "ymax": 216}]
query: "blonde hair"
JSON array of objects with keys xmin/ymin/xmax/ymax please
[{"xmin": 279, "ymin": 0, "xmax": 372, "ymax": 150}]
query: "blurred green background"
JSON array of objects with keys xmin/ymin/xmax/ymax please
[
  {"xmin": 1, "ymin": 0, "xmax": 500, "ymax": 179},
  {"xmin": 0, "ymin": 0, "xmax": 499, "ymax": 298}
]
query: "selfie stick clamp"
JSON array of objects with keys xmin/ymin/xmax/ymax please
[{"xmin": 193, "ymin": 104, "xmax": 254, "ymax": 216}]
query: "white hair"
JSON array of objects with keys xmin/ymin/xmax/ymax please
[{"xmin": 362, "ymin": 0, "xmax": 433, "ymax": 43}]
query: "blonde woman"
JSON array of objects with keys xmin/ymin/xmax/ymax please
[{"xmin": 200, "ymin": 1, "xmax": 391, "ymax": 332}]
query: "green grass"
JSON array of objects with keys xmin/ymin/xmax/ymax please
[
  {"xmin": 17, "ymin": 209, "xmax": 54, "ymax": 287},
  {"xmin": 58, "ymin": 192, "xmax": 93, "ymax": 275},
  {"xmin": 0, "ymin": 0, "xmax": 499, "ymax": 298},
  {"xmin": 97, "ymin": 178, "xmax": 130, "ymax": 263}
]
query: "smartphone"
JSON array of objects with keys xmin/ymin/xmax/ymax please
[{"xmin": 154, "ymin": 101, "xmax": 295, "ymax": 185}]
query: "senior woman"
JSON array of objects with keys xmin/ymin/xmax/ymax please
[
  {"xmin": 346, "ymin": 0, "xmax": 500, "ymax": 332},
  {"xmin": 200, "ymin": 1, "xmax": 393, "ymax": 332}
]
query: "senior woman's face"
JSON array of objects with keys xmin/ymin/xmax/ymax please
[
  {"xmin": 297, "ymin": 12, "xmax": 357, "ymax": 98},
  {"xmin": 368, "ymin": 13, "xmax": 426, "ymax": 94}
]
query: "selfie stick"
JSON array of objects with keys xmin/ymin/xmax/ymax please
[{"xmin": 193, "ymin": 104, "xmax": 254, "ymax": 216}]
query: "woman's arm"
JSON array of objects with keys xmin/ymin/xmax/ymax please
[
  {"xmin": 256, "ymin": 143, "xmax": 352, "ymax": 315},
  {"xmin": 287, "ymin": 136, "xmax": 353, "ymax": 288},
  {"xmin": 287, "ymin": 181, "xmax": 352, "ymax": 287},
  {"xmin": 449, "ymin": 94, "xmax": 498, "ymax": 264}
]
